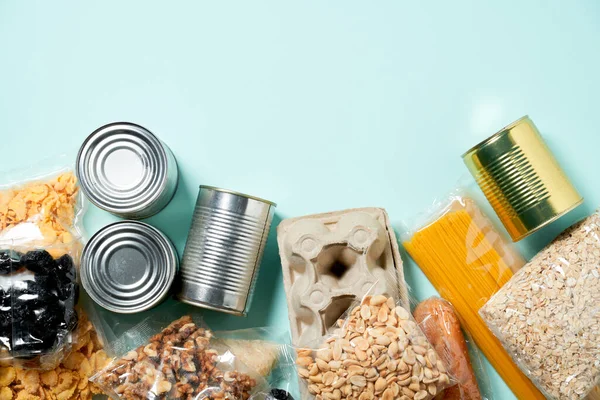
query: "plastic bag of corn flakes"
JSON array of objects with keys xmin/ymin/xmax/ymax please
[{"xmin": 0, "ymin": 155, "xmax": 87, "ymax": 369}]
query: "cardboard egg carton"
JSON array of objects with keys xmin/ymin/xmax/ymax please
[{"xmin": 277, "ymin": 207, "xmax": 409, "ymax": 347}]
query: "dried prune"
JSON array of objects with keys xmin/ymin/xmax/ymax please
[
  {"xmin": 21, "ymin": 250, "xmax": 55, "ymax": 275},
  {"xmin": 13, "ymin": 278, "xmax": 59, "ymax": 307},
  {"xmin": 55, "ymin": 254, "xmax": 75, "ymax": 280},
  {"xmin": 268, "ymin": 389, "xmax": 295, "ymax": 400},
  {"xmin": 0, "ymin": 287, "xmax": 9, "ymax": 310},
  {"xmin": 0, "ymin": 309, "xmax": 10, "ymax": 336},
  {"xmin": 12, "ymin": 300, "xmax": 64, "ymax": 355},
  {"xmin": 56, "ymin": 281, "xmax": 75, "ymax": 301},
  {"xmin": 2, "ymin": 251, "xmax": 78, "ymax": 358},
  {"xmin": 0, "ymin": 250, "xmax": 21, "ymax": 275},
  {"xmin": 73, "ymin": 283, "xmax": 80, "ymax": 304}
]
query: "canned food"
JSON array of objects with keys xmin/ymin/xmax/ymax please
[
  {"xmin": 76, "ymin": 122, "xmax": 178, "ymax": 219},
  {"xmin": 177, "ymin": 186, "xmax": 276, "ymax": 316},
  {"xmin": 462, "ymin": 116, "xmax": 583, "ymax": 241},
  {"xmin": 80, "ymin": 220, "xmax": 178, "ymax": 313}
]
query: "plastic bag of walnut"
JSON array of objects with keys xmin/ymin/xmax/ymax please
[
  {"xmin": 293, "ymin": 278, "xmax": 455, "ymax": 400},
  {"xmin": 91, "ymin": 315, "xmax": 272, "ymax": 400}
]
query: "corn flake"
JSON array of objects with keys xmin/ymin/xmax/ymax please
[
  {"xmin": 0, "ymin": 172, "xmax": 79, "ymax": 247},
  {"xmin": 39, "ymin": 372, "xmax": 57, "ymax": 388},
  {"xmin": 0, "ymin": 387, "xmax": 12, "ymax": 400},
  {"xmin": 14, "ymin": 392, "xmax": 40, "ymax": 400},
  {"xmin": 0, "ymin": 367, "xmax": 16, "ymax": 387}
]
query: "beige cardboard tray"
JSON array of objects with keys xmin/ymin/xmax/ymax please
[{"xmin": 277, "ymin": 207, "xmax": 409, "ymax": 347}]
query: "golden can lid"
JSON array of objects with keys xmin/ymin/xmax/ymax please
[{"xmin": 462, "ymin": 116, "xmax": 583, "ymax": 241}]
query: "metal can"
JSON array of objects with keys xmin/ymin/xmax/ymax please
[
  {"xmin": 177, "ymin": 186, "xmax": 276, "ymax": 316},
  {"xmin": 462, "ymin": 116, "xmax": 583, "ymax": 241},
  {"xmin": 76, "ymin": 122, "xmax": 178, "ymax": 219},
  {"xmin": 81, "ymin": 220, "xmax": 178, "ymax": 313}
]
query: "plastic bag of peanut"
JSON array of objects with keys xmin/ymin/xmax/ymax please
[
  {"xmin": 91, "ymin": 315, "xmax": 271, "ymax": 400},
  {"xmin": 295, "ymin": 294, "xmax": 453, "ymax": 400}
]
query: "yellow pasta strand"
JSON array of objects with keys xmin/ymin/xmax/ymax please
[{"xmin": 404, "ymin": 198, "xmax": 544, "ymax": 400}]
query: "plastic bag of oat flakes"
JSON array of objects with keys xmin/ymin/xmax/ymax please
[{"xmin": 481, "ymin": 211, "xmax": 600, "ymax": 400}]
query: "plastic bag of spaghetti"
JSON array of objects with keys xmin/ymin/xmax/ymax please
[
  {"xmin": 215, "ymin": 327, "xmax": 299, "ymax": 400},
  {"xmin": 0, "ymin": 155, "xmax": 86, "ymax": 369},
  {"xmin": 292, "ymin": 275, "xmax": 454, "ymax": 400},
  {"xmin": 91, "ymin": 314, "xmax": 270, "ymax": 399},
  {"xmin": 414, "ymin": 297, "xmax": 492, "ymax": 400},
  {"xmin": 400, "ymin": 188, "xmax": 548, "ymax": 399},
  {"xmin": 481, "ymin": 211, "xmax": 600, "ymax": 400}
]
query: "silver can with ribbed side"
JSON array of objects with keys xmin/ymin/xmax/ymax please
[{"xmin": 177, "ymin": 186, "xmax": 276, "ymax": 316}]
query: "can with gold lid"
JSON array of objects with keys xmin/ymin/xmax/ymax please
[{"xmin": 462, "ymin": 116, "xmax": 583, "ymax": 241}]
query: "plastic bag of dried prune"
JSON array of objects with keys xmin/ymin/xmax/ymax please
[
  {"xmin": 0, "ymin": 155, "xmax": 86, "ymax": 369},
  {"xmin": 0, "ymin": 243, "xmax": 81, "ymax": 369},
  {"xmin": 91, "ymin": 312, "xmax": 271, "ymax": 400}
]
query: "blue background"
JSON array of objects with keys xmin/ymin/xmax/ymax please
[{"xmin": 2, "ymin": 1, "xmax": 600, "ymax": 398}]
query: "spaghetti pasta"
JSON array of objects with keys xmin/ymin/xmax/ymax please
[{"xmin": 403, "ymin": 196, "xmax": 545, "ymax": 400}]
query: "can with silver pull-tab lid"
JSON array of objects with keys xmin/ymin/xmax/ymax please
[
  {"xmin": 80, "ymin": 220, "xmax": 178, "ymax": 313},
  {"xmin": 177, "ymin": 186, "xmax": 276, "ymax": 316},
  {"xmin": 76, "ymin": 122, "xmax": 178, "ymax": 219}
]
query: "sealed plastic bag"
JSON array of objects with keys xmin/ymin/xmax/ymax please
[
  {"xmin": 481, "ymin": 211, "xmax": 600, "ymax": 400},
  {"xmin": 0, "ymin": 308, "xmax": 111, "ymax": 399},
  {"xmin": 0, "ymin": 158, "xmax": 85, "ymax": 369},
  {"xmin": 0, "ymin": 157, "xmax": 84, "ymax": 250},
  {"xmin": 92, "ymin": 315, "xmax": 270, "ymax": 399},
  {"xmin": 401, "ymin": 191, "xmax": 546, "ymax": 400},
  {"xmin": 215, "ymin": 328, "xmax": 299, "ymax": 400},
  {"xmin": 294, "ymin": 288, "xmax": 453, "ymax": 400},
  {"xmin": 413, "ymin": 297, "xmax": 492, "ymax": 400}
]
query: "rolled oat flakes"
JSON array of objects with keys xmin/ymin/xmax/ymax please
[{"xmin": 481, "ymin": 212, "xmax": 600, "ymax": 400}]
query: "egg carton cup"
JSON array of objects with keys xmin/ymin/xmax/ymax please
[{"xmin": 277, "ymin": 207, "xmax": 408, "ymax": 347}]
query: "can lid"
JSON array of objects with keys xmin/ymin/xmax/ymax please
[
  {"xmin": 80, "ymin": 220, "xmax": 178, "ymax": 313},
  {"xmin": 199, "ymin": 185, "xmax": 277, "ymax": 206},
  {"xmin": 76, "ymin": 122, "xmax": 170, "ymax": 216}
]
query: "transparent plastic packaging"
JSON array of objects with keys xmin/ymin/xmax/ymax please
[
  {"xmin": 401, "ymin": 191, "xmax": 545, "ymax": 399},
  {"xmin": 481, "ymin": 211, "xmax": 600, "ymax": 400},
  {"xmin": 413, "ymin": 297, "xmax": 492, "ymax": 400},
  {"xmin": 0, "ymin": 307, "xmax": 111, "ymax": 399},
  {"xmin": 293, "ymin": 278, "xmax": 454, "ymax": 400},
  {"xmin": 91, "ymin": 315, "xmax": 271, "ymax": 400},
  {"xmin": 0, "ymin": 156, "xmax": 85, "ymax": 249},
  {"xmin": 0, "ymin": 158, "xmax": 85, "ymax": 369},
  {"xmin": 215, "ymin": 328, "xmax": 298, "ymax": 400}
]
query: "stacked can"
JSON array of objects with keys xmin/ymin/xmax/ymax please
[{"xmin": 77, "ymin": 123, "xmax": 180, "ymax": 313}]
